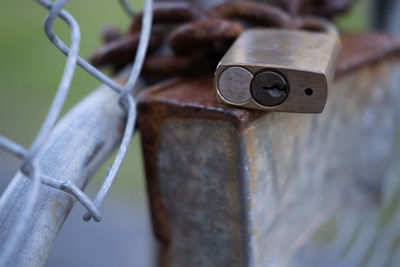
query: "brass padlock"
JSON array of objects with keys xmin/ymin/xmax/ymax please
[{"xmin": 214, "ymin": 17, "xmax": 340, "ymax": 113}]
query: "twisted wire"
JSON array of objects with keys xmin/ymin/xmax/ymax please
[
  {"xmin": 119, "ymin": 0, "xmax": 136, "ymax": 17},
  {"xmin": 0, "ymin": 0, "xmax": 153, "ymax": 262}
]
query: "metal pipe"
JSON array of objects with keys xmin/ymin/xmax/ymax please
[{"xmin": 0, "ymin": 85, "xmax": 125, "ymax": 267}]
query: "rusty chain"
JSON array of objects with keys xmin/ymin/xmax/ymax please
[
  {"xmin": 90, "ymin": 0, "xmax": 357, "ymax": 79},
  {"xmin": 280, "ymin": 0, "xmax": 359, "ymax": 18}
]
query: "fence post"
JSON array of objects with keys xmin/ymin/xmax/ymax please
[
  {"xmin": 373, "ymin": 0, "xmax": 400, "ymax": 34},
  {"xmin": 137, "ymin": 33, "xmax": 400, "ymax": 267}
]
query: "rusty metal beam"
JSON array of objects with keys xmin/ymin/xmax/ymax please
[{"xmin": 137, "ymin": 33, "xmax": 400, "ymax": 267}]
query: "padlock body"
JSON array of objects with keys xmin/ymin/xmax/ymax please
[{"xmin": 214, "ymin": 29, "xmax": 340, "ymax": 113}]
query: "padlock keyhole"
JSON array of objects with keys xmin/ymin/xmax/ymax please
[
  {"xmin": 251, "ymin": 71, "xmax": 289, "ymax": 107},
  {"xmin": 262, "ymin": 85, "xmax": 286, "ymax": 97}
]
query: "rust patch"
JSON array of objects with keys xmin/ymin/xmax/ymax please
[
  {"xmin": 129, "ymin": 1, "xmax": 208, "ymax": 34},
  {"xmin": 89, "ymin": 31, "xmax": 163, "ymax": 68},
  {"xmin": 169, "ymin": 19, "xmax": 243, "ymax": 55},
  {"xmin": 245, "ymin": 128, "xmax": 257, "ymax": 180},
  {"xmin": 50, "ymin": 201, "xmax": 62, "ymax": 221},
  {"xmin": 137, "ymin": 101, "xmax": 171, "ymax": 267},
  {"xmin": 280, "ymin": 0, "xmax": 358, "ymax": 18},
  {"xmin": 138, "ymin": 74, "xmax": 264, "ymax": 131},
  {"xmin": 210, "ymin": 1, "xmax": 295, "ymax": 29},
  {"xmin": 337, "ymin": 33, "xmax": 400, "ymax": 78},
  {"xmin": 249, "ymin": 177, "xmax": 258, "ymax": 196},
  {"xmin": 142, "ymin": 52, "xmax": 210, "ymax": 79}
]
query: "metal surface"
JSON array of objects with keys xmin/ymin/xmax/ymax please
[
  {"xmin": 0, "ymin": 0, "xmax": 153, "ymax": 264},
  {"xmin": 250, "ymin": 71, "xmax": 288, "ymax": 106},
  {"xmin": 0, "ymin": 86, "xmax": 125, "ymax": 267},
  {"xmin": 217, "ymin": 66, "xmax": 253, "ymax": 104},
  {"xmin": 280, "ymin": 0, "xmax": 358, "ymax": 18},
  {"xmin": 373, "ymin": 0, "xmax": 400, "ymax": 34},
  {"xmin": 209, "ymin": 0, "xmax": 295, "ymax": 28},
  {"xmin": 214, "ymin": 28, "xmax": 340, "ymax": 113},
  {"xmin": 137, "ymin": 33, "xmax": 400, "ymax": 267},
  {"xmin": 129, "ymin": 1, "xmax": 208, "ymax": 33},
  {"xmin": 168, "ymin": 18, "xmax": 243, "ymax": 55}
]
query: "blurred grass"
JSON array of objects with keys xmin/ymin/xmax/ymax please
[
  {"xmin": 0, "ymin": 0, "xmax": 370, "ymax": 196},
  {"xmin": 335, "ymin": 0, "xmax": 371, "ymax": 32}
]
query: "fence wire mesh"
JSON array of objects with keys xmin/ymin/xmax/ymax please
[{"xmin": 0, "ymin": 0, "xmax": 153, "ymax": 264}]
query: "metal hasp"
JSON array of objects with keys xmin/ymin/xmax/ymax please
[
  {"xmin": 214, "ymin": 29, "xmax": 340, "ymax": 113},
  {"xmin": 138, "ymin": 33, "xmax": 400, "ymax": 267}
]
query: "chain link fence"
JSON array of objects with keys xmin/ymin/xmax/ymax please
[{"xmin": 0, "ymin": 0, "xmax": 153, "ymax": 265}]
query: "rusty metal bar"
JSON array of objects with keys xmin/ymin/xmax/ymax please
[{"xmin": 137, "ymin": 33, "xmax": 400, "ymax": 267}]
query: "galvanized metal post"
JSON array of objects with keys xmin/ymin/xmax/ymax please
[
  {"xmin": 373, "ymin": 0, "xmax": 400, "ymax": 34},
  {"xmin": 0, "ymin": 86, "xmax": 125, "ymax": 267},
  {"xmin": 137, "ymin": 33, "xmax": 400, "ymax": 267}
]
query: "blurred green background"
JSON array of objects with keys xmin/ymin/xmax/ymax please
[{"xmin": 0, "ymin": 0, "xmax": 147, "ymax": 196}]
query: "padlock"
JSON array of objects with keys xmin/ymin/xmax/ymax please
[{"xmin": 214, "ymin": 16, "xmax": 340, "ymax": 113}]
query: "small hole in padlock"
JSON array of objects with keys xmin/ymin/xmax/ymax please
[{"xmin": 305, "ymin": 88, "xmax": 313, "ymax": 96}]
